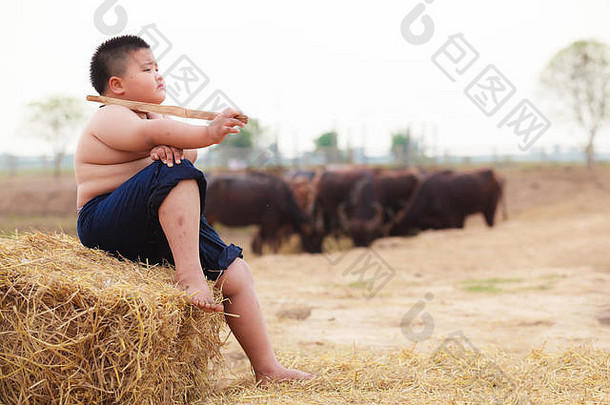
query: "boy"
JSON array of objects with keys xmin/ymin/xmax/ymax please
[{"xmin": 75, "ymin": 35, "xmax": 311, "ymax": 384}]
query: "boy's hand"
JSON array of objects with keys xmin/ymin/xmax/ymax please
[
  {"xmin": 150, "ymin": 145, "xmax": 184, "ymax": 167},
  {"xmin": 208, "ymin": 108, "xmax": 246, "ymax": 145}
]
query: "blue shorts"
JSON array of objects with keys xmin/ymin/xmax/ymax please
[{"xmin": 77, "ymin": 160, "xmax": 243, "ymax": 281}]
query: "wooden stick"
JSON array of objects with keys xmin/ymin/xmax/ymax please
[{"xmin": 86, "ymin": 95, "xmax": 248, "ymax": 124}]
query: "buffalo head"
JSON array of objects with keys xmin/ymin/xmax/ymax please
[{"xmin": 339, "ymin": 202, "xmax": 384, "ymax": 247}]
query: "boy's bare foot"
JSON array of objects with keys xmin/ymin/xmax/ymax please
[
  {"xmin": 255, "ymin": 365, "xmax": 314, "ymax": 386},
  {"xmin": 176, "ymin": 270, "xmax": 223, "ymax": 312}
]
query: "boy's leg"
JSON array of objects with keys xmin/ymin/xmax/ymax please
[
  {"xmin": 158, "ymin": 179, "xmax": 222, "ymax": 312},
  {"xmin": 156, "ymin": 173, "xmax": 311, "ymax": 382},
  {"xmin": 215, "ymin": 258, "xmax": 313, "ymax": 384}
]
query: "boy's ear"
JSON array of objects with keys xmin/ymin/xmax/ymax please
[{"xmin": 107, "ymin": 76, "xmax": 125, "ymax": 96}]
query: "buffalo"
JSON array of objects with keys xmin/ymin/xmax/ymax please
[
  {"xmin": 311, "ymin": 168, "xmax": 374, "ymax": 238},
  {"xmin": 204, "ymin": 171, "xmax": 322, "ymax": 254},
  {"xmin": 285, "ymin": 176, "xmax": 317, "ymax": 216},
  {"xmin": 275, "ymin": 175, "xmax": 319, "ymax": 247},
  {"xmin": 388, "ymin": 168, "xmax": 506, "ymax": 235},
  {"xmin": 340, "ymin": 169, "xmax": 421, "ymax": 246}
]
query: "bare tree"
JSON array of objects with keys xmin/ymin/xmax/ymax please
[
  {"xmin": 540, "ymin": 39, "xmax": 610, "ymax": 169},
  {"xmin": 26, "ymin": 95, "xmax": 87, "ymax": 177}
]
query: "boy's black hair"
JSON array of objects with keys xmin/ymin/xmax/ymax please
[{"xmin": 90, "ymin": 35, "xmax": 150, "ymax": 95}]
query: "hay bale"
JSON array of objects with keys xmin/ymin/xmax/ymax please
[{"xmin": 0, "ymin": 231, "xmax": 226, "ymax": 405}]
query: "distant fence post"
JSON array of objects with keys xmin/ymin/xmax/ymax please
[{"xmin": 7, "ymin": 154, "xmax": 17, "ymax": 177}]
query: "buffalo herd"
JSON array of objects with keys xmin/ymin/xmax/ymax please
[{"xmin": 203, "ymin": 167, "xmax": 507, "ymax": 254}]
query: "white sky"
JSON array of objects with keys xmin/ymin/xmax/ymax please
[{"xmin": 1, "ymin": 0, "xmax": 609, "ymax": 157}]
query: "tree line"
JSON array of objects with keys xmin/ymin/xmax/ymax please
[{"xmin": 16, "ymin": 39, "xmax": 610, "ymax": 176}]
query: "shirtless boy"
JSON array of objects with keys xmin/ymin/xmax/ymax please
[{"xmin": 75, "ymin": 35, "xmax": 311, "ymax": 383}]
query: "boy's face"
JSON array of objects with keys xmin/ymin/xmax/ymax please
[{"xmin": 107, "ymin": 48, "xmax": 166, "ymax": 104}]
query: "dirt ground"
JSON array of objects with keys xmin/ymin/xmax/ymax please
[
  {"xmin": 206, "ymin": 164, "xmax": 610, "ymax": 375},
  {"xmin": 2, "ymin": 164, "xmax": 609, "ymax": 370}
]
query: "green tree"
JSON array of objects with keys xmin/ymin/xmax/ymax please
[
  {"xmin": 314, "ymin": 131, "xmax": 337, "ymax": 149},
  {"xmin": 391, "ymin": 128, "xmax": 412, "ymax": 165},
  {"xmin": 540, "ymin": 39, "xmax": 610, "ymax": 169},
  {"xmin": 314, "ymin": 130, "xmax": 341, "ymax": 163},
  {"xmin": 26, "ymin": 95, "xmax": 87, "ymax": 177},
  {"xmin": 221, "ymin": 118, "xmax": 262, "ymax": 149},
  {"xmin": 390, "ymin": 127, "xmax": 426, "ymax": 166},
  {"xmin": 215, "ymin": 118, "xmax": 269, "ymax": 167}
]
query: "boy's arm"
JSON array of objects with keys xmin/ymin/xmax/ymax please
[
  {"xmin": 147, "ymin": 113, "xmax": 198, "ymax": 163},
  {"xmin": 91, "ymin": 105, "xmax": 244, "ymax": 152}
]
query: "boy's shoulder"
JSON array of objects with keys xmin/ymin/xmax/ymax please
[
  {"xmin": 90, "ymin": 104, "xmax": 137, "ymax": 122},
  {"xmin": 89, "ymin": 104, "xmax": 165, "ymax": 125},
  {"xmin": 84, "ymin": 104, "xmax": 145, "ymax": 135}
]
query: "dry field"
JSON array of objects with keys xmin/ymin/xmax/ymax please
[{"xmin": 1, "ymin": 164, "xmax": 609, "ymax": 403}]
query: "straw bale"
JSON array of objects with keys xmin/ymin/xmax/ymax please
[{"xmin": 0, "ymin": 231, "xmax": 227, "ymax": 405}]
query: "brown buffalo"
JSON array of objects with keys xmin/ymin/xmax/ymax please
[
  {"xmin": 204, "ymin": 171, "xmax": 322, "ymax": 254},
  {"xmin": 341, "ymin": 169, "xmax": 421, "ymax": 246},
  {"xmin": 274, "ymin": 175, "xmax": 319, "ymax": 247},
  {"xmin": 388, "ymin": 168, "xmax": 506, "ymax": 235},
  {"xmin": 285, "ymin": 176, "xmax": 317, "ymax": 216},
  {"xmin": 311, "ymin": 168, "xmax": 374, "ymax": 237}
]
